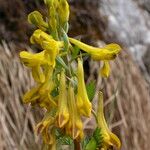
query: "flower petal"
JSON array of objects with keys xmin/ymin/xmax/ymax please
[{"xmin": 100, "ymin": 61, "xmax": 110, "ymax": 78}]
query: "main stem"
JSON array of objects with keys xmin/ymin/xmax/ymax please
[{"xmin": 74, "ymin": 140, "xmax": 81, "ymax": 150}]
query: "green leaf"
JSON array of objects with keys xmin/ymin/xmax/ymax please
[
  {"xmin": 85, "ymin": 137, "xmax": 97, "ymax": 150},
  {"xmin": 55, "ymin": 128, "xmax": 73, "ymax": 145},
  {"xmin": 82, "ymin": 137, "xmax": 90, "ymax": 149},
  {"xmin": 93, "ymin": 127, "xmax": 103, "ymax": 148},
  {"xmin": 58, "ymin": 136, "xmax": 73, "ymax": 145},
  {"xmin": 84, "ymin": 127, "xmax": 103, "ymax": 150},
  {"xmin": 62, "ymin": 29, "xmax": 69, "ymax": 51},
  {"xmin": 72, "ymin": 45, "xmax": 80, "ymax": 59},
  {"xmin": 86, "ymin": 80, "xmax": 96, "ymax": 101},
  {"xmin": 56, "ymin": 56, "xmax": 69, "ymax": 71}
]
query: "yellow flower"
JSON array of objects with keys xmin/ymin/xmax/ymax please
[
  {"xmin": 48, "ymin": 5, "xmax": 57, "ymax": 32},
  {"xmin": 69, "ymin": 38, "xmax": 121, "ymax": 61},
  {"xmin": 30, "ymin": 29, "xmax": 63, "ymax": 67},
  {"xmin": 57, "ymin": 70, "xmax": 69, "ymax": 128},
  {"xmin": 66, "ymin": 83, "xmax": 84, "ymax": 140},
  {"xmin": 28, "ymin": 11, "xmax": 48, "ymax": 31},
  {"xmin": 76, "ymin": 58, "xmax": 92, "ymax": 117},
  {"xmin": 100, "ymin": 61, "xmax": 110, "ymax": 78},
  {"xmin": 44, "ymin": 0, "xmax": 55, "ymax": 7},
  {"xmin": 23, "ymin": 86, "xmax": 40, "ymax": 103},
  {"xmin": 58, "ymin": 0, "xmax": 70, "ymax": 24},
  {"xmin": 97, "ymin": 92, "xmax": 121, "ymax": 150},
  {"xmin": 38, "ymin": 77, "xmax": 57, "ymax": 109},
  {"xmin": 23, "ymin": 68, "xmax": 57, "ymax": 110},
  {"xmin": 41, "ymin": 40, "xmax": 61, "ymax": 67},
  {"xmin": 20, "ymin": 50, "xmax": 46, "ymax": 67},
  {"xmin": 30, "ymin": 29, "xmax": 53, "ymax": 45},
  {"xmin": 20, "ymin": 50, "xmax": 46, "ymax": 83},
  {"xmin": 35, "ymin": 113, "xmax": 55, "ymax": 145}
]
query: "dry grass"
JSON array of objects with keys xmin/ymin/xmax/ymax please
[{"xmin": 0, "ymin": 41, "xmax": 42, "ymax": 150}]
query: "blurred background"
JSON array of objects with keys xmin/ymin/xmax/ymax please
[{"xmin": 0, "ymin": 0, "xmax": 150, "ymax": 149}]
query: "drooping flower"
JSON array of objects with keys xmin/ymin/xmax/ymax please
[
  {"xmin": 20, "ymin": 50, "xmax": 47, "ymax": 83},
  {"xmin": 97, "ymin": 92, "xmax": 121, "ymax": 150},
  {"xmin": 22, "ymin": 67, "xmax": 57, "ymax": 110},
  {"xmin": 41, "ymin": 40, "xmax": 61, "ymax": 67},
  {"xmin": 69, "ymin": 38, "xmax": 121, "ymax": 77},
  {"xmin": 57, "ymin": 70, "xmax": 69, "ymax": 128},
  {"xmin": 35, "ymin": 112, "xmax": 56, "ymax": 145},
  {"xmin": 66, "ymin": 83, "xmax": 84, "ymax": 140},
  {"xmin": 76, "ymin": 58, "xmax": 92, "ymax": 117},
  {"xmin": 69, "ymin": 38, "xmax": 121, "ymax": 61},
  {"xmin": 30, "ymin": 29, "xmax": 63, "ymax": 67}
]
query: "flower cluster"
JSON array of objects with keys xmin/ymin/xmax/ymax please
[{"xmin": 20, "ymin": 0, "xmax": 121, "ymax": 149}]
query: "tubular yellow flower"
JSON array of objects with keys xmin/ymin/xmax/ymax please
[
  {"xmin": 35, "ymin": 114, "xmax": 55, "ymax": 145},
  {"xmin": 29, "ymin": 29, "xmax": 63, "ymax": 67},
  {"xmin": 58, "ymin": 0, "xmax": 70, "ymax": 24},
  {"xmin": 38, "ymin": 77, "xmax": 57, "ymax": 109},
  {"xmin": 20, "ymin": 50, "xmax": 46, "ymax": 67},
  {"xmin": 28, "ymin": 11, "xmax": 48, "ymax": 31},
  {"xmin": 57, "ymin": 70, "xmax": 69, "ymax": 128},
  {"xmin": 30, "ymin": 29, "xmax": 53, "ymax": 45},
  {"xmin": 41, "ymin": 40, "xmax": 61, "ymax": 67},
  {"xmin": 31, "ymin": 65, "xmax": 45, "ymax": 83},
  {"xmin": 97, "ymin": 92, "xmax": 121, "ymax": 149},
  {"xmin": 48, "ymin": 5, "xmax": 57, "ymax": 32},
  {"xmin": 66, "ymin": 83, "xmax": 84, "ymax": 140},
  {"xmin": 76, "ymin": 58, "xmax": 92, "ymax": 117},
  {"xmin": 22, "ymin": 68, "xmax": 57, "ymax": 110},
  {"xmin": 100, "ymin": 61, "xmax": 110, "ymax": 78},
  {"xmin": 23, "ymin": 86, "xmax": 40, "ymax": 104},
  {"xmin": 69, "ymin": 37, "xmax": 121, "ymax": 61},
  {"xmin": 20, "ymin": 50, "xmax": 47, "ymax": 83}
]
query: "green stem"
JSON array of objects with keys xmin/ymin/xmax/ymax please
[{"xmin": 92, "ymin": 109, "xmax": 98, "ymax": 124}]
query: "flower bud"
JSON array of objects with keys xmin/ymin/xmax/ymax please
[
  {"xmin": 58, "ymin": 0, "xmax": 70, "ymax": 24},
  {"xmin": 76, "ymin": 58, "xmax": 92, "ymax": 117},
  {"xmin": 28, "ymin": 11, "xmax": 48, "ymax": 31},
  {"xmin": 57, "ymin": 70, "xmax": 69, "ymax": 128},
  {"xmin": 97, "ymin": 92, "xmax": 121, "ymax": 149}
]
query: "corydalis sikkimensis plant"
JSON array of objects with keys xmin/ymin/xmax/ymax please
[{"xmin": 20, "ymin": 0, "xmax": 121, "ymax": 149}]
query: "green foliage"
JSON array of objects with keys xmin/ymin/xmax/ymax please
[
  {"xmin": 62, "ymin": 29, "xmax": 69, "ymax": 51},
  {"xmin": 93, "ymin": 127, "xmax": 103, "ymax": 148},
  {"xmin": 72, "ymin": 45, "xmax": 80, "ymax": 59},
  {"xmin": 58, "ymin": 135, "xmax": 73, "ymax": 145},
  {"xmin": 56, "ymin": 128, "xmax": 73, "ymax": 145},
  {"xmin": 84, "ymin": 127, "xmax": 103, "ymax": 150},
  {"xmin": 86, "ymin": 80, "xmax": 96, "ymax": 101},
  {"xmin": 85, "ymin": 137, "xmax": 97, "ymax": 150},
  {"xmin": 56, "ymin": 56, "xmax": 69, "ymax": 71}
]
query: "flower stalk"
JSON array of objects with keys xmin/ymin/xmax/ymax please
[{"xmin": 19, "ymin": 0, "xmax": 122, "ymax": 149}]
